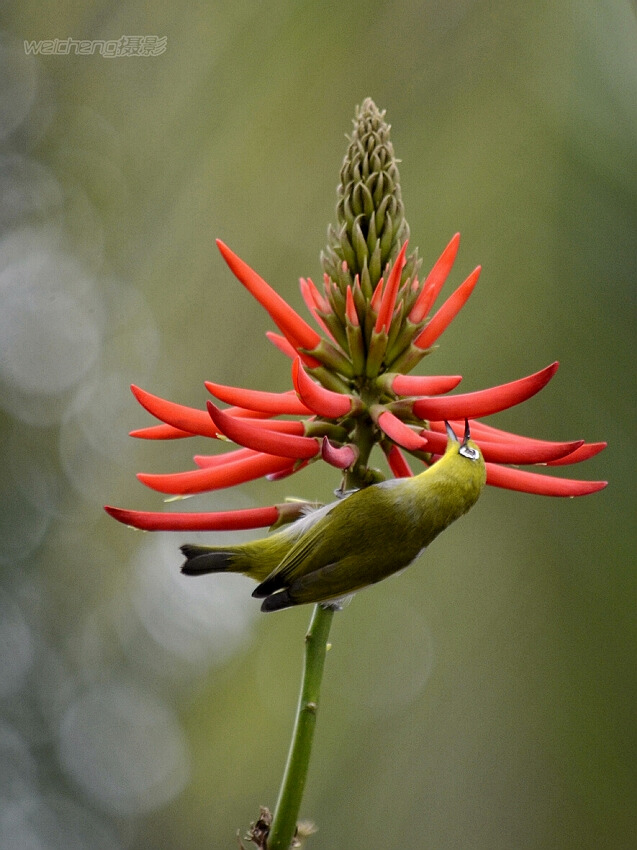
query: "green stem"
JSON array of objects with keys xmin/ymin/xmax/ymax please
[
  {"xmin": 267, "ymin": 604, "xmax": 335, "ymax": 850},
  {"xmin": 267, "ymin": 421, "xmax": 373, "ymax": 848}
]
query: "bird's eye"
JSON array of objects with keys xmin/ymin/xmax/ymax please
[{"xmin": 459, "ymin": 445, "xmax": 480, "ymax": 461}]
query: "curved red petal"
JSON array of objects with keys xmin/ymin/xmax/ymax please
[
  {"xmin": 376, "ymin": 409, "xmax": 429, "ymax": 451},
  {"xmin": 216, "ymin": 239, "xmax": 321, "ymax": 351},
  {"xmin": 104, "ymin": 504, "xmax": 279, "ymax": 531},
  {"xmin": 345, "ymin": 285, "xmax": 359, "ymax": 326},
  {"xmin": 137, "ymin": 452, "xmax": 294, "ymax": 495},
  {"xmin": 306, "ymin": 277, "xmax": 330, "ymax": 312},
  {"xmin": 205, "ymin": 381, "xmax": 312, "ymax": 416},
  {"xmin": 194, "ymin": 447, "xmax": 260, "ymax": 468},
  {"xmin": 130, "ymin": 423, "xmax": 193, "ymax": 439},
  {"xmin": 375, "ymin": 241, "xmax": 408, "ymax": 333},
  {"xmin": 385, "ymin": 445, "xmax": 413, "ymax": 478},
  {"xmin": 423, "ymin": 426, "xmax": 583, "ymax": 464},
  {"xmin": 547, "ymin": 442, "xmax": 607, "ymax": 466},
  {"xmin": 485, "ymin": 462, "xmax": 607, "ymax": 496},
  {"xmin": 266, "ymin": 330, "xmax": 297, "ymax": 358},
  {"xmin": 292, "ymin": 358, "xmax": 353, "ymax": 418},
  {"xmin": 132, "ymin": 384, "xmax": 220, "ymax": 438},
  {"xmin": 370, "ymin": 278, "xmax": 384, "ymax": 312},
  {"xmin": 429, "ymin": 419, "xmax": 589, "ymax": 463},
  {"xmin": 412, "ymin": 362, "xmax": 559, "ymax": 420},
  {"xmin": 409, "ymin": 233, "xmax": 460, "ymax": 323},
  {"xmin": 414, "ymin": 266, "xmax": 480, "ymax": 350},
  {"xmin": 390, "ymin": 374, "xmax": 463, "ymax": 396},
  {"xmin": 266, "ymin": 460, "xmax": 309, "ymax": 481},
  {"xmin": 265, "ymin": 331, "xmax": 322, "ymax": 369},
  {"xmin": 321, "ymin": 436, "xmax": 358, "ymax": 470},
  {"xmin": 207, "ymin": 402, "xmax": 319, "ymax": 459},
  {"xmin": 300, "ymin": 277, "xmax": 336, "ymax": 341}
]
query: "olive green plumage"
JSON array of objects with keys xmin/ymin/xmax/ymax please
[{"xmin": 180, "ymin": 423, "xmax": 486, "ymax": 612}]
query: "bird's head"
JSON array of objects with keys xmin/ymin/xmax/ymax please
[
  {"xmin": 444, "ymin": 419, "xmax": 481, "ymax": 461},
  {"xmin": 443, "ymin": 419, "xmax": 486, "ymax": 486}
]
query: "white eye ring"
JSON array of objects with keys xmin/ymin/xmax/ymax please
[{"xmin": 459, "ymin": 444, "xmax": 479, "ymax": 460}]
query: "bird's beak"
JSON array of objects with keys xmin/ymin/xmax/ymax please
[
  {"xmin": 462, "ymin": 418, "xmax": 471, "ymax": 446},
  {"xmin": 445, "ymin": 420, "xmax": 458, "ymax": 442}
]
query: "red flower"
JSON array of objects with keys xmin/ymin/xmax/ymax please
[{"xmin": 106, "ymin": 236, "xmax": 606, "ymax": 534}]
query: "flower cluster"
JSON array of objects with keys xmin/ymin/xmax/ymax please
[{"xmin": 105, "ymin": 99, "xmax": 605, "ymax": 535}]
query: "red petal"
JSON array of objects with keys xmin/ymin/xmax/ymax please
[
  {"xmin": 306, "ymin": 277, "xmax": 330, "ymax": 312},
  {"xmin": 216, "ymin": 239, "xmax": 321, "ymax": 351},
  {"xmin": 370, "ymin": 278, "xmax": 384, "ymax": 312},
  {"xmin": 375, "ymin": 241, "xmax": 408, "ymax": 333},
  {"xmin": 299, "ymin": 277, "xmax": 335, "ymax": 341},
  {"xmin": 292, "ymin": 358, "xmax": 353, "ymax": 418},
  {"xmin": 390, "ymin": 374, "xmax": 463, "ymax": 396},
  {"xmin": 429, "ymin": 418, "xmax": 587, "ymax": 462},
  {"xmin": 547, "ymin": 442, "xmax": 607, "ymax": 466},
  {"xmin": 409, "ymin": 233, "xmax": 460, "ymax": 323},
  {"xmin": 421, "ymin": 428, "xmax": 583, "ymax": 464},
  {"xmin": 194, "ymin": 447, "xmax": 260, "ymax": 467},
  {"xmin": 266, "ymin": 331, "xmax": 297, "ymax": 359},
  {"xmin": 321, "ymin": 436, "xmax": 358, "ymax": 469},
  {"xmin": 412, "ymin": 363, "xmax": 559, "ymax": 420},
  {"xmin": 414, "ymin": 266, "xmax": 480, "ymax": 350},
  {"xmin": 485, "ymin": 463, "xmax": 607, "ymax": 496},
  {"xmin": 385, "ymin": 445, "xmax": 413, "ymax": 478},
  {"xmin": 137, "ymin": 453, "xmax": 294, "ymax": 495},
  {"xmin": 376, "ymin": 409, "xmax": 429, "ymax": 451},
  {"xmin": 130, "ymin": 424, "xmax": 193, "ymax": 439},
  {"xmin": 132, "ymin": 384, "xmax": 220, "ymax": 438},
  {"xmin": 104, "ymin": 504, "xmax": 279, "ymax": 531},
  {"xmin": 345, "ymin": 285, "xmax": 359, "ymax": 326},
  {"xmin": 205, "ymin": 381, "xmax": 312, "ymax": 416},
  {"xmin": 265, "ymin": 331, "xmax": 322, "ymax": 369},
  {"xmin": 207, "ymin": 402, "xmax": 319, "ymax": 459},
  {"xmin": 266, "ymin": 460, "xmax": 309, "ymax": 481}
]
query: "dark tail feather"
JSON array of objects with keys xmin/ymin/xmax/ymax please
[
  {"xmin": 252, "ymin": 571, "xmax": 287, "ymax": 599},
  {"xmin": 260, "ymin": 588, "xmax": 295, "ymax": 613},
  {"xmin": 180, "ymin": 544, "xmax": 233, "ymax": 576}
]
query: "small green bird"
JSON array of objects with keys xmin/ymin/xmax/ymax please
[{"xmin": 181, "ymin": 420, "xmax": 486, "ymax": 612}]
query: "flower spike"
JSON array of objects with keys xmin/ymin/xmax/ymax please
[{"xmin": 109, "ymin": 95, "xmax": 607, "ymax": 624}]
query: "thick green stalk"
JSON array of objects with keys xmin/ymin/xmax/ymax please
[
  {"xmin": 267, "ymin": 427, "xmax": 374, "ymax": 849},
  {"xmin": 266, "ymin": 604, "xmax": 334, "ymax": 850}
]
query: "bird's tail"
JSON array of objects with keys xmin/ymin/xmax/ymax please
[{"xmin": 180, "ymin": 544, "xmax": 237, "ymax": 576}]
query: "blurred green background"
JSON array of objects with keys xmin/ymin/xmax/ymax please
[{"xmin": 0, "ymin": 1, "xmax": 634, "ymax": 848}]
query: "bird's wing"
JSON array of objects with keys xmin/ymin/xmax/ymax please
[
  {"xmin": 253, "ymin": 479, "xmax": 421, "ymax": 601},
  {"xmin": 252, "ymin": 506, "xmax": 340, "ymax": 598}
]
